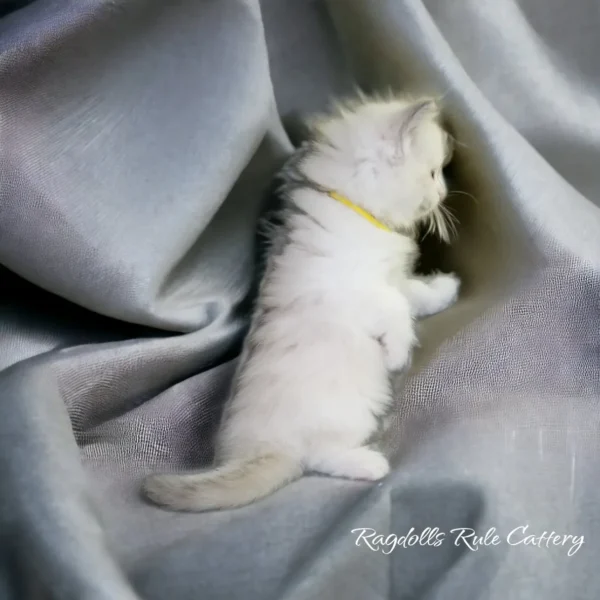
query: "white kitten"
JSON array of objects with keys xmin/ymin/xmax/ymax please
[{"xmin": 143, "ymin": 95, "xmax": 459, "ymax": 512}]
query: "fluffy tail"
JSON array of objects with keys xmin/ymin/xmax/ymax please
[{"xmin": 142, "ymin": 453, "xmax": 302, "ymax": 512}]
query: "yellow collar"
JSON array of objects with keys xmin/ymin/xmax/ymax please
[{"xmin": 327, "ymin": 191, "xmax": 391, "ymax": 233}]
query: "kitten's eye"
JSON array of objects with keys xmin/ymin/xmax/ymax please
[{"xmin": 430, "ymin": 170, "xmax": 436, "ymax": 179}]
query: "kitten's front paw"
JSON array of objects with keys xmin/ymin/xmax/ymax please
[
  {"xmin": 381, "ymin": 330, "xmax": 415, "ymax": 373},
  {"xmin": 428, "ymin": 272, "xmax": 460, "ymax": 309}
]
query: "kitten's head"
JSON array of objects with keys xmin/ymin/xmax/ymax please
[{"xmin": 301, "ymin": 94, "xmax": 454, "ymax": 239}]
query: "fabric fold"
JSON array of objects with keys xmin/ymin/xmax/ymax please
[{"xmin": 1, "ymin": 0, "xmax": 600, "ymax": 598}]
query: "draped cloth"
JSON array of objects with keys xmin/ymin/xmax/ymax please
[{"xmin": 1, "ymin": 1, "xmax": 599, "ymax": 598}]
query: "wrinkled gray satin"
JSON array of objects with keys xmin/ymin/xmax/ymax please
[{"xmin": 1, "ymin": 0, "xmax": 600, "ymax": 598}]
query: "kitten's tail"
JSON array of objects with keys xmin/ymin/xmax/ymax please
[{"xmin": 142, "ymin": 453, "xmax": 302, "ymax": 512}]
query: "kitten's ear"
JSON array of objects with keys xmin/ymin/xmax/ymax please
[
  {"xmin": 401, "ymin": 99, "xmax": 440, "ymax": 136},
  {"xmin": 394, "ymin": 99, "xmax": 440, "ymax": 152}
]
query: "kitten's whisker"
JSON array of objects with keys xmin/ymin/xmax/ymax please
[
  {"xmin": 440, "ymin": 204, "xmax": 459, "ymax": 226},
  {"xmin": 421, "ymin": 201, "xmax": 460, "ymax": 243},
  {"xmin": 422, "ymin": 214, "xmax": 433, "ymax": 239},
  {"xmin": 441, "ymin": 206, "xmax": 459, "ymax": 238},
  {"xmin": 438, "ymin": 207, "xmax": 453, "ymax": 242},
  {"xmin": 421, "ymin": 204, "xmax": 455, "ymax": 243},
  {"xmin": 451, "ymin": 137, "xmax": 470, "ymax": 150},
  {"xmin": 445, "ymin": 130, "xmax": 470, "ymax": 150},
  {"xmin": 426, "ymin": 215, "xmax": 436, "ymax": 238},
  {"xmin": 449, "ymin": 189, "xmax": 478, "ymax": 203},
  {"xmin": 436, "ymin": 88, "xmax": 453, "ymax": 105},
  {"xmin": 441, "ymin": 201, "xmax": 457, "ymax": 216}
]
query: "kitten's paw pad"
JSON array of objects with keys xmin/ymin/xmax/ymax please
[
  {"xmin": 311, "ymin": 448, "xmax": 390, "ymax": 481},
  {"xmin": 429, "ymin": 272, "xmax": 460, "ymax": 307}
]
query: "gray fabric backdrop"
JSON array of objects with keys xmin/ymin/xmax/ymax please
[{"xmin": 1, "ymin": 0, "xmax": 600, "ymax": 598}]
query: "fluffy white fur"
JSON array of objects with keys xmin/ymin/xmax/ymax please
[{"xmin": 143, "ymin": 95, "xmax": 459, "ymax": 511}]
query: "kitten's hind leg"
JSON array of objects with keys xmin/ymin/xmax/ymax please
[
  {"xmin": 306, "ymin": 446, "xmax": 390, "ymax": 481},
  {"xmin": 406, "ymin": 272, "xmax": 460, "ymax": 318}
]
